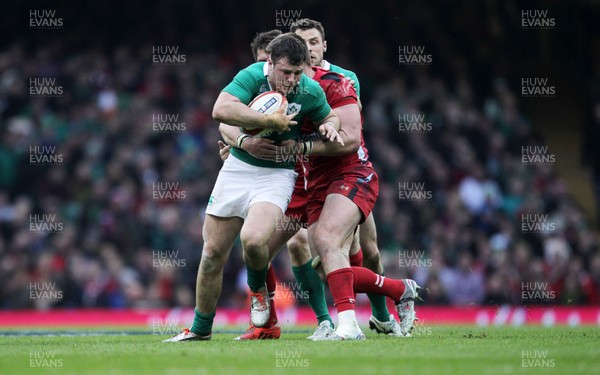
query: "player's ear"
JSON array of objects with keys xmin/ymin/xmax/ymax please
[{"xmin": 323, "ymin": 40, "xmax": 327, "ymax": 52}]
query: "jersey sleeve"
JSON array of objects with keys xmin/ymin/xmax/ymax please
[
  {"xmin": 325, "ymin": 77, "xmax": 358, "ymax": 109},
  {"xmin": 348, "ymin": 71, "xmax": 360, "ymax": 97},
  {"xmin": 319, "ymin": 72, "xmax": 358, "ymax": 109},
  {"xmin": 221, "ymin": 65, "xmax": 259, "ymax": 104},
  {"xmin": 330, "ymin": 64, "xmax": 361, "ymax": 98},
  {"xmin": 308, "ymin": 83, "xmax": 332, "ymax": 124}
]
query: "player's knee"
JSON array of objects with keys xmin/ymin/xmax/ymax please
[
  {"xmin": 312, "ymin": 227, "xmax": 341, "ymax": 255},
  {"xmin": 288, "ymin": 241, "xmax": 311, "ymax": 266},
  {"xmin": 359, "ymin": 233, "xmax": 377, "ymax": 249},
  {"xmin": 240, "ymin": 232, "xmax": 268, "ymax": 255},
  {"xmin": 315, "ymin": 266, "xmax": 327, "ymax": 284},
  {"xmin": 287, "ymin": 235, "xmax": 308, "ymax": 255},
  {"xmin": 363, "ymin": 250, "xmax": 381, "ymax": 271},
  {"xmin": 199, "ymin": 247, "xmax": 227, "ymax": 274},
  {"xmin": 349, "ymin": 235, "xmax": 360, "ymax": 255}
]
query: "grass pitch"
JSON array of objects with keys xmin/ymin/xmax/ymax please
[{"xmin": 0, "ymin": 326, "xmax": 598, "ymax": 375}]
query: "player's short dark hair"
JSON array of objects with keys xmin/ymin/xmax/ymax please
[
  {"xmin": 266, "ymin": 33, "xmax": 310, "ymax": 66},
  {"xmin": 290, "ymin": 18, "xmax": 325, "ymax": 41},
  {"xmin": 250, "ymin": 30, "xmax": 282, "ymax": 61}
]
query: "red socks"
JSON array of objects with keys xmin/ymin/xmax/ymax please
[
  {"xmin": 326, "ymin": 268, "xmax": 355, "ymax": 313},
  {"xmin": 269, "ymin": 261, "xmax": 404, "ymax": 324},
  {"xmin": 266, "ymin": 264, "xmax": 278, "ymax": 326},
  {"xmin": 349, "ymin": 248, "xmax": 363, "ymax": 267},
  {"xmin": 350, "ymin": 266, "xmax": 405, "ymax": 301},
  {"xmin": 349, "ymin": 250, "xmax": 363, "ymax": 300},
  {"xmin": 266, "ymin": 264, "xmax": 277, "ymax": 299}
]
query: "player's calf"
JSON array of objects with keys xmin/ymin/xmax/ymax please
[
  {"xmin": 287, "ymin": 228, "xmax": 312, "ymax": 267},
  {"xmin": 362, "ymin": 248, "xmax": 383, "ymax": 275}
]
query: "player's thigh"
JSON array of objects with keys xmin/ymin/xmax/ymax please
[
  {"xmin": 359, "ymin": 212, "xmax": 378, "ymax": 247},
  {"xmin": 315, "ymin": 193, "xmax": 362, "ymax": 244},
  {"xmin": 201, "ymin": 213, "xmax": 243, "ymax": 261},
  {"xmin": 206, "ymin": 156, "xmax": 254, "ymax": 219},
  {"xmin": 267, "ymin": 222, "xmax": 298, "ymax": 261},
  {"xmin": 349, "ymin": 229, "xmax": 360, "ymax": 256},
  {"xmin": 241, "ymin": 201, "xmax": 282, "ymax": 247}
]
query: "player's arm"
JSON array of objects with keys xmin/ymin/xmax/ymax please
[
  {"xmin": 273, "ymin": 103, "xmax": 360, "ymax": 158},
  {"xmin": 218, "ymin": 140, "xmax": 231, "ymax": 161},
  {"xmin": 345, "ymin": 72, "xmax": 362, "ymax": 111},
  {"xmin": 213, "ymin": 92, "xmax": 296, "ymax": 132},
  {"xmin": 339, "ymin": 75, "xmax": 362, "ymax": 111},
  {"xmin": 310, "ymin": 76, "xmax": 360, "ymax": 151},
  {"xmin": 307, "ymin": 83, "xmax": 343, "ymax": 144},
  {"xmin": 219, "ymin": 122, "xmax": 242, "ymax": 148},
  {"xmin": 349, "ymin": 72, "xmax": 360, "ymax": 98},
  {"xmin": 311, "ymin": 103, "xmax": 360, "ymax": 155},
  {"xmin": 218, "ymin": 123, "xmax": 278, "ymax": 160},
  {"xmin": 314, "ymin": 109, "xmax": 345, "ymax": 145}
]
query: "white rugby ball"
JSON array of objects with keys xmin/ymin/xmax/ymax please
[{"xmin": 244, "ymin": 91, "xmax": 287, "ymax": 136}]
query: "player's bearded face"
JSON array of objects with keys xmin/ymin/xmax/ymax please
[{"xmin": 269, "ymin": 58, "xmax": 303, "ymax": 95}]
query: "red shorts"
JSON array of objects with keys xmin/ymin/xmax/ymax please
[
  {"xmin": 306, "ymin": 164, "xmax": 379, "ymax": 227},
  {"xmin": 284, "ymin": 163, "xmax": 308, "ymax": 226}
]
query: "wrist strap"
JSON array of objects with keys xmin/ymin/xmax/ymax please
[
  {"xmin": 302, "ymin": 140, "xmax": 313, "ymax": 155},
  {"xmin": 236, "ymin": 134, "xmax": 250, "ymax": 149}
]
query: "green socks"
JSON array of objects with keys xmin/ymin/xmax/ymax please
[
  {"xmin": 369, "ymin": 271, "xmax": 392, "ymax": 322},
  {"xmin": 292, "ymin": 260, "xmax": 333, "ymax": 327},
  {"xmin": 246, "ymin": 264, "xmax": 268, "ymax": 293},
  {"xmin": 190, "ymin": 309, "xmax": 215, "ymax": 336},
  {"xmin": 368, "ymin": 292, "xmax": 391, "ymax": 322}
]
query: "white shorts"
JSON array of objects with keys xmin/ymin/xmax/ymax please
[{"xmin": 205, "ymin": 154, "xmax": 297, "ymax": 219}]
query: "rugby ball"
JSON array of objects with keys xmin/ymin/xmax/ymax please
[{"xmin": 243, "ymin": 91, "xmax": 287, "ymax": 136}]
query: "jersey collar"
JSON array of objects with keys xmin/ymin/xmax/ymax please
[
  {"xmin": 321, "ymin": 60, "xmax": 331, "ymax": 71},
  {"xmin": 262, "ymin": 62, "xmax": 273, "ymax": 91}
]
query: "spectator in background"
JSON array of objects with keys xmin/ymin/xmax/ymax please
[
  {"xmin": 439, "ymin": 251, "xmax": 486, "ymax": 306},
  {"xmin": 582, "ymin": 101, "xmax": 600, "ymax": 228}
]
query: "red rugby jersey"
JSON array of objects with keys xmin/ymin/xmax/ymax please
[{"xmin": 305, "ymin": 67, "xmax": 371, "ymax": 174}]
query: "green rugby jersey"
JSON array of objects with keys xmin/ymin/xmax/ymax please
[
  {"xmin": 323, "ymin": 60, "xmax": 360, "ymax": 98},
  {"xmin": 222, "ymin": 62, "xmax": 331, "ymax": 169}
]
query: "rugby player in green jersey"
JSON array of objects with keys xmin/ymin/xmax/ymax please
[{"xmin": 164, "ymin": 33, "xmax": 342, "ymax": 342}]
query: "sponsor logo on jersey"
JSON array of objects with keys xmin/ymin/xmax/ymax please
[
  {"xmin": 357, "ymin": 173, "xmax": 373, "ymax": 184},
  {"xmin": 298, "ymin": 131, "xmax": 320, "ymax": 143}
]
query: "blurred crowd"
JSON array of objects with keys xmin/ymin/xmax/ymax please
[
  {"xmin": 368, "ymin": 74, "xmax": 600, "ymax": 306},
  {"xmin": 0, "ymin": 0, "xmax": 599, "ymax": 310}
]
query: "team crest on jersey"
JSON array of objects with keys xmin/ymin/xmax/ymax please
[
  {"xmin": 286, "ymin": 103, "xmax": 302, "ymax": 116},
  {"xmin": 258, "ymin": 84, "xmax": 268, "ymax": 93},
  {"xmin": 208, "ymin": 195, "xmax": 216, "ymax": 206}
]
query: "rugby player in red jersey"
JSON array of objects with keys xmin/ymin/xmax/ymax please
[
  {"xmin": 288, "ymin": 66, "xmax": 421, "ymax": 340},
  {"xmin": 291, "ymin": 18, "xmax": 407, "ymax": 336},
  {"xmin": 221, "ymin": 49, "xmax": 423, "ymax": 341}
]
